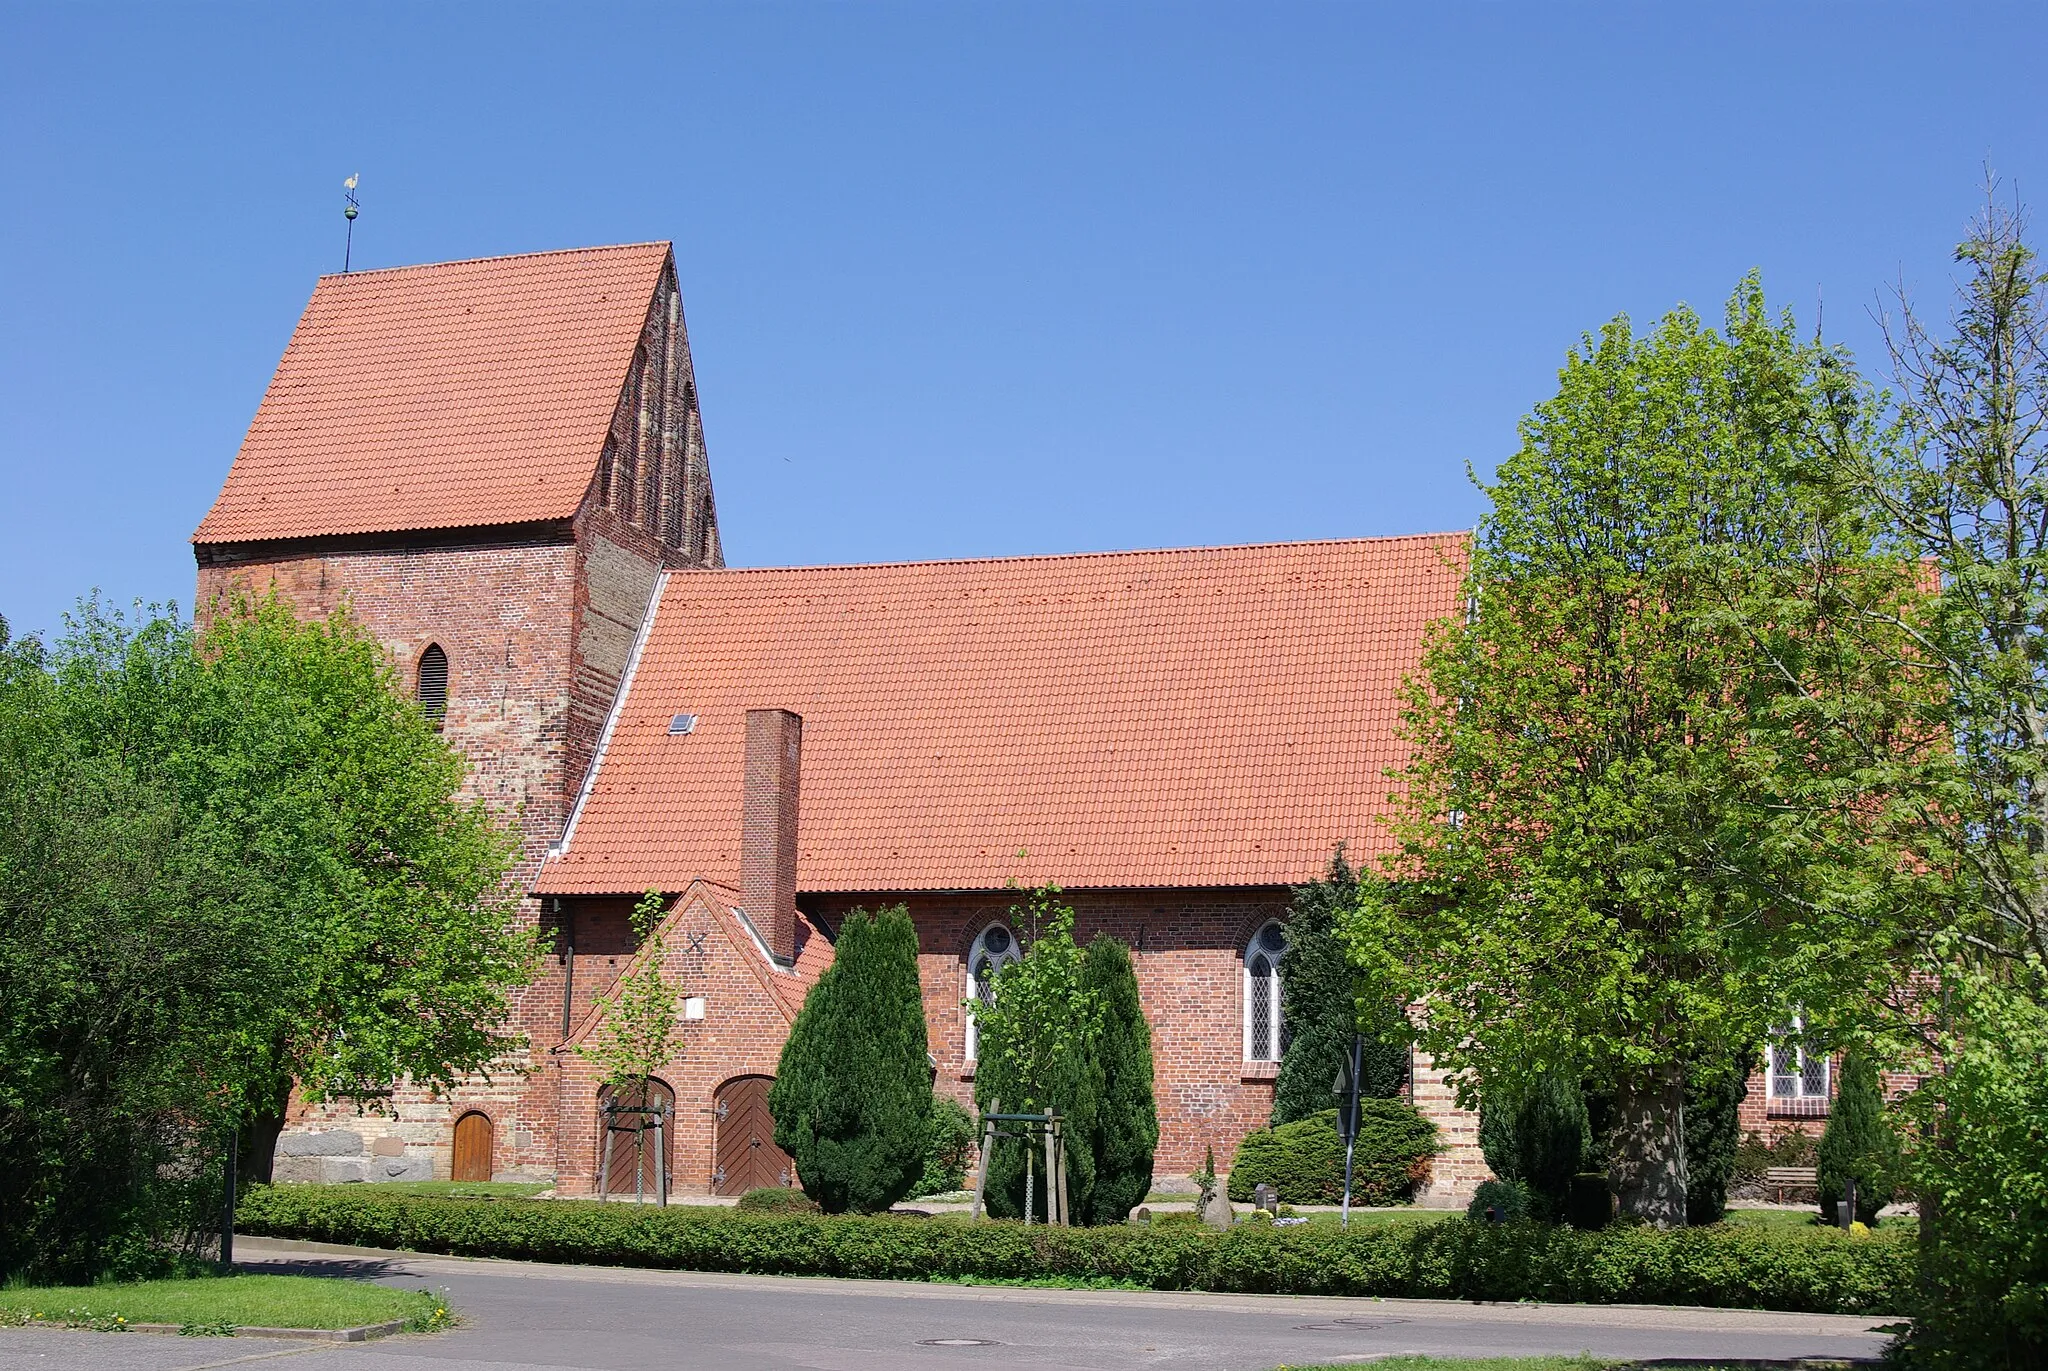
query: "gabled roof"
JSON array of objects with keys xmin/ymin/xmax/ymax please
[
  {"xmin": 194, "ymin": 242, "xmax": 672, "ymax": 544},
  {"xmin": 535, "ymin": 534, "xmax": 1469, "ymax": 896}
]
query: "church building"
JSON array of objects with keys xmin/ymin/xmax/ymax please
[{"xmin": 195, "ymin": 241, "xmax": 1523, "ymax": 1200}]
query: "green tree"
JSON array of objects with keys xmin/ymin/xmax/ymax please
[
  {"xmin": 179, "ymin": 594, "xmax": 537, "ymax": 1174},
  {"xmin": 1272, "ymin": 849, "xmax": 1408, "ymax": 1125},
  {"xmin": 0, "ymin": 595, "xmax": 535, "ymax": 1279},
  {"xmin": 1817, "ymin": 1055, "xmax": 1899, "ymax": 1227},
  {"xmin": 578, "ymin": 892, "xmax": 683, "ymax": 1093},
  {"xmin": 969, "ymin": 884, "xmax": 1103, "ymax": 1222},
  {"xmin": 769, "ymin": 905, "xmax": 932, "ymax": 1213},
  {"xmin": 1076, "ymin": 935, "xmax": 1158, "ymax": 1225},
  {"xmin": 1345, "ymin": 281, "xmax": 1907, "ymax": 1225},
  {"xmin": 1816, "ymin": 192, "xmax": 2048, "ymax": 1367}
]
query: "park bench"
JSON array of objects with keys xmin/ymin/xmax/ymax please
[{"xmin": 1762, "ymin": 1166, "xmax": 1818, "ymax": 1203}]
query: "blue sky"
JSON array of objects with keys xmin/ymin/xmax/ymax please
[{"xmin": 3, "ymin": 4, "xmax": 2044, "ymax": 640}]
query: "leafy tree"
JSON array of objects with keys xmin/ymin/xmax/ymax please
[
  {"xmin": 578, "ymin": 892, "xmax": 683, "ymax": 1092},
  {"xmin": 970, "ymin": 885, "xmax": 1102, "ymax": 1221},
  {"xmin": 1818, "ymin": 1055, "xmax": 1899, "ymax": 1227},
  {"xmin": 1345, "ymin": 281, "xmax": 1906, "ymax": 1225},
  {"xmin": 178, "ymin": 594, "xmax": 537, "ymax": 1174},
  {"xmin": 0, "ymin": 595, "xmax": 535, "ymax": 1279},
  {"xmin": 1272, "ymin": 849, "xmax": 1407, "ymax": 1125},
  {"xmin": 1076, "ymin": 935, "xmax": 1158, "ymax": 1225},
  {"xmin": 769, "ymin": 905, "xmax": 931, "ymax": 1213},
  {"xmin": 1816, "ymin": 191, "xmax": 2048, "ymax": 1367}
]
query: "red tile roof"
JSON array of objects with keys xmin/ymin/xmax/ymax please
[
  {"xmin": 536, "ymin": 534, "xmax": 1469, "ymax": 896},
  {"xmin": 194, "ymin": 243, "xmax": 671, "ymax": 544}
]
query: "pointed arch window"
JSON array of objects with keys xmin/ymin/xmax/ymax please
[
  {"xmin": 417, "ymin": 643, "xmax": 448, "ymax": 730},
  {"xmin": 1243, "ymin": 921, "xmax": 1289, "ymax": 1062},
  {"xmin": 1767, "ymin": 1014, "xmax": 1832, "ymax": 1117},
  {"xmin": 965, "ymin": 923, "xmax": 1020, "ymax": 1062}
]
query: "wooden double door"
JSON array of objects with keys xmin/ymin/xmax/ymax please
[
  {"xmin": 599, "ymin": 1079, "xmax": 675, "ymax": 1198},
  {"xmin": 713, "ymin": 1075, "xmax": 794, "ymax": 1195}
]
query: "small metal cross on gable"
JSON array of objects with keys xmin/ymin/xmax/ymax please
[{"xmin": 683, "ymin": 929, "xmax": 707, "ymax": 956}]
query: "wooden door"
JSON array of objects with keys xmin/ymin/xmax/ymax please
[
  {"xmin": 451, "ymin": 1112, "xmax": 493, "ymax": 1182},
  {"xmin": 599, "ymin": 1079, "xmax": 675, "ymax": 1197},
  {"xmin": 713, "ymin": 1076, "xmax": 793, "ymax": 1195}
]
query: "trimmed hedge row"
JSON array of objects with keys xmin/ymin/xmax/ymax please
[{"xmin": 236, "ymin": 1185, "xmax": 1913, "ymax": 1315}]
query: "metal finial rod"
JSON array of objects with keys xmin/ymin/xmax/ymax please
[{"xmin": 342, "ymin": 173, "xmax": 361, "ymax": 272}]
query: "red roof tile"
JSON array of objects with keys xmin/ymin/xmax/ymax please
[
  {"xmin": 194, "ymin": 243, "xmax": 671, "ymax": 544},
  {"xmin": 536, "ymin": 535, "xmax": 1469, "ymax": 896}
]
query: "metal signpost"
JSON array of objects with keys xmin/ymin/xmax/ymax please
[{"xmin": 1331, "ymin": 1033, "xmax": 1363, "ymax": 1229}]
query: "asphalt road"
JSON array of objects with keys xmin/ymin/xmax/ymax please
[{"xmin": 0, "ymin": 1238, "xmax": 1897, "ymax": 1371}]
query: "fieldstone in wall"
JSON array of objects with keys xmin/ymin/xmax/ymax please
[
  {"xmin": 277, "ymin": 1130, "xmax": 364, "ymax": 1157},
  {"xmin": 272, "ymin": 1155, "xmax": 371, "ymax": 1184},
  {"xmin": 377, "ymin": 1156, "xmax": 433, "ymax": 1182}
]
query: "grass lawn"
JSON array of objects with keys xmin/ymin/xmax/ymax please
[
  {"xmin": 1277, "ymin": 1358, "xmax": 1621, "ymax": 1371},
  {"xmin": 1722, "ymin": 1205, "xmax": 1918, "ymax": 1234},
  {"xmin": 0, "ymin": 1274, "xmax": 451, "ymax": 1333}
]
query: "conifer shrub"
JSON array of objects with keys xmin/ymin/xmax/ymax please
[
  {"xmin": 1077, "ymin": 937, "xmax": 1158, "ymax": 1225},
  {"xmin": 1476, "ymin": 1072, "xmax": 1589, "ymax": 1221},
  {"xmin": 1684, "ymin": 1048, "xmax": 1754, "ymax": 1225},
  {"xmin": 910, "ymin": 1097, "xmax": 977, "ymax": 1198},
  {"xmin": 1817, "ymin": 1056, "xmax": 1899, "ymax": 1227},
  {"xmin": 1271, "ymin": 851, "xmax": 1409, "ymax": 1125},
  {"xmin": 1466, "ymin": 1178, "xmax": 1535, "ymax": 1223},
  {"xmin": 1227, "ymin": 1103, "xmax": 1436, "ymax": 1205},
  {"xmin": 768, "ymin": 906, "xmax": 931, "ymax": 1214}
]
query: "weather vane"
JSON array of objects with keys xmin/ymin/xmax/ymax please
[{"xmin": 342, "ymin": 173, "xmax": 361, "ymax": 272}]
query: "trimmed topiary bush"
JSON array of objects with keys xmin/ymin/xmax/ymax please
[
  {"xmin": 768, "ymin": 906, "xmax": 932, "ymax": 1214},
  {"xmin": 735, "ymin": 1187, "xmax": 819, "ymax": 1214},
  {"xmin": 236, "ymin": 1184, "xmax": 1916, "ymax": 1315},
  {"xmin": 1818, "ymin": 1055, "xmax": 1899, "ymax": 1227},
  {"xmin": 1228, "ymin": 1102, "xmax": 1436, "ymax": 1206},
  {"xmin": 1466, "ymin": 1178, "xmax": 1534, "ymax": 1223},
  {"xmin": 1077, "ymin": 937, "xmax": 1158, "ymax": 1225},
  {"xmin": 909, "ymin": 1097, "xmax": 977, "ymax": 1199},
  {"xmin": 1564, "ymin": 1172, "xmax": 1613, "ymax": 1230}
]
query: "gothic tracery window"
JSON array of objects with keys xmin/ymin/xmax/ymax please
[
  {"xmin": 1244, "ymin": 921, "xmax": 1288, "ymax": 1062},
  {"xmin": 965, "ymin": 923, "xmax": 1019, "ymax": 1062}
]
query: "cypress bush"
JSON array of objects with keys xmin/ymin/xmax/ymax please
[
  {"xmin": 1684, "ymin": 1048, "xmax": 1754, "ymax": 1226},
  {"xmin": 237, "ymin": 1184, "xmax": 1917, "ymax": 1315},
  {"xmin": 1476, "ymin": 1072, "xmax": 1589, "ymax": 1222},
  {"xmin": 1818, "ymin": 1056, "xmax": 1899, "ymax": 1227},
  {"xmin": 768, "ymin": 906, "xmax": 931, "ymax": 1214},
  {"xmin": 1272, "ymin": 851, "xmax": 1408, "ymax": 1124},
  {"xmin": 1227, "ymin": 1102, "xmax": 1436, "ymax": 1205},
  {"xmin": 1077, "ymin": 937, "xmax": 1158, "ymax": 1225}
]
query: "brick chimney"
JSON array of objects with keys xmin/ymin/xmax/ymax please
[{"xmin": 742, "ymin": 708, "xmax": 802, "ymax": 965}]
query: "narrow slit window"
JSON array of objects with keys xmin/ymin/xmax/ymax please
[
  {"xmin": 417, "ymin": 643, "xmax": 449, "ymax": 729},
  {"xmin": 1244, "ymin": 921, "xmax": 1288, "ymax": 1062}
]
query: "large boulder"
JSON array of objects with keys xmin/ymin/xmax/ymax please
[{"xmin": 276, "ymin": 1129, "xmax": 364, "ymax": 1157}]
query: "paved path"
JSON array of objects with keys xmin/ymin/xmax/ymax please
[{"xmin": 0, "ymin": 1238, "xmax": 1897, "ymax": 1371}]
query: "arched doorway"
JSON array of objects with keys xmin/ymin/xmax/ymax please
[
  {"xmin": 598, "ymin": 1079, "xmax": 675, "ymax": 1199},
  {"xmin": 713, "ymin": 1075, "xmax": 794, "ymax": 1196},
  {"xmin": 451, "ymin": 1111, "xmax": 493, "ymax": 1182}
]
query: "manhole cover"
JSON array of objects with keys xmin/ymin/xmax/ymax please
[
  {"xmin": 918, "ymin": 1338, "xmax": 1002, "ymax": 1347},
  {"xmin": 1293, "ymin": 1318, "xmax": 1409, "ymax": 1332}
]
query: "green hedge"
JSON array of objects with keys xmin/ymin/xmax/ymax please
[
  {"xmin": 1228, "ymin": 1104, "xmax": 1437, "ymax": 1205},
  {"xmin": 236, "ymin": 1185, "xmax": 1913, "ymax": 1315}
]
